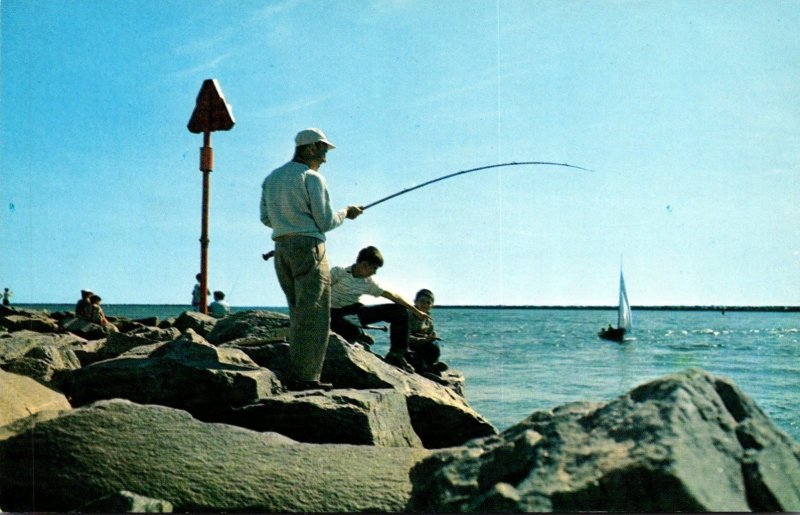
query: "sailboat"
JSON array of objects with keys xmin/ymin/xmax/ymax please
[{"xmin": 599, "ymin": 266, "xmax": 632, "ymax": 343}]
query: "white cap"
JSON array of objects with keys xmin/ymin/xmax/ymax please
[{"xmin": 295, "ymin": 128, "xmax": 335, "ymax": 149}]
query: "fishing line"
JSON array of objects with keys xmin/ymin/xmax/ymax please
[{"xmin": 363, "ymin": 161, "xmax": 594, "ymax": 210}]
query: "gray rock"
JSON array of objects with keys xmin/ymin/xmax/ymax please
[
  {"xmin": 206, "ymin": 310, "xmax": 289, "ymax": 345},
  {"xmin": 223, "ymin": 339, "xmax": 290, "ymax": 372},
  {"xmin": 322, "ymin": 335, "xmax": 497, "ymax": 448},
  {"xmin": 63, "ymin": 330, "xmax": 281, "ymax": 420},
  {"xmin": 134, "ymin": 316, "xmax": 160, "ymax": 327},
  {"xmin": 0, "ymin": 399, "xmax": 431, "ymax": 512},
  {"xmin": 172, "ymin": 311, "xmax": 217, "ymax": 337},
  {"xmin": 0, "ymin": 369, "xmax": 71, "ymax": 430},
  {"xmin": 100, "ymin": 327, "xmax": 181, "ymax": 360},
  {"xmin": 4, "ymin": 344, "xmax": 81, "ymax": 388},
  {"xmin": 227, "ymin": 388, "xmax": 424, "ymax": 447},
  {"xmin": 0, "ymin": 330, "xmax": 87, "ymax": 366},
  {"xmin": 406, "ymin": 368, "xmax": 800, "ymax": 512},
  {"xmin": 77, "ymin": 490, "xmax": 173, "ymax": 513},
  {"xmin": 0, "ymin": 313, "xmax": 60, "ymax": 333},
  {"xmin": 59, "ymin": 317, "xmax": 109, "ymax": 340},
  {"xmin": 70, "ymin": 337, "xmax": 108, "ymax": 366},
  {"xmin": 149, "ymin": 329, "xmax": 259, "ymax": 369}
]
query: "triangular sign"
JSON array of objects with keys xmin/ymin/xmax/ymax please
[{"xmin": 187, "ymin": 79, "xmax": 235, "ymax": 134}]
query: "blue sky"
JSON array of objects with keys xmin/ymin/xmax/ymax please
[{"xmin": 2, "ymin": 0, "xmax": 798, "ymax": 307}]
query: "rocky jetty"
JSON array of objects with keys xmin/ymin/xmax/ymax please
[
  {"xmin": 406, "ymin": 367, "xmax": 800, "ymax": 512},
  {"xmin": 0, "ymin": 304, "xmax": 798, "ymax": 512}
]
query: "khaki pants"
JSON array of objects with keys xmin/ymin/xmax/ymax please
[{"xmin": 274, "ymin": 235, "xmax": 331, "ymax": 381}]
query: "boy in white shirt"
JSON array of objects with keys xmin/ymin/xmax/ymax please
[
  {"xmin": 330, "ymin": 246, "xmax": 429, "ymax": 373},
  {"xmin": 209, "ymin": 291, "xmax": 231, "ymax": 318}
]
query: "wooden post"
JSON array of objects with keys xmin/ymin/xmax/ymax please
[
  {"xmin": 187, "ymin": 79, "xmax": 234, "ymax": 314},
  {"xmin": 199, "ymin": 131, "xmax": 213, "ymax": 314}
]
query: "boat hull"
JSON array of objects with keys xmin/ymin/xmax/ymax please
[{"xmin": 599, "ymin": 327, "xmax": 626, "ymax": 343}]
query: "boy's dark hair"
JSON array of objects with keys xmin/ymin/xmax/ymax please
[
  {"xmin": 356, "ymin": 246, "xmax": 384, "ymax": 267},
  {"xmin": 213, "ymin": 291, "xmax": 225, "ymax": 300},
  {"xmin": 415, "ymin": 289, "xmax": 435, "ymax": 302}
]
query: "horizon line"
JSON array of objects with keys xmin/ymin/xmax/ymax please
[{"xmin": 11, "ymin": 303, "xmax": 800, "ymax": 313}]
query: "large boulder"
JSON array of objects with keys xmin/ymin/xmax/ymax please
[
  {"xmin": 0, "ymin": 369, "xmax": 71, "ymax": 430},
  {"xmin": 322, "ymin": 335, "xmax": 497, "ymax": 448},
  {"xmin": 227, "ymin": 388, "xmax": 423, "ymax": 447},
  {"xmin": 206, "ymin": 310, "xmax": 289, "ymax": 345},
  {"xmin": 100, "ymin": 327, "xmax": 182, "ymax": 361},
  {"xmin": 4, "ymin": 344, "xmax": 81, "ymax": 388},
  {"xmin": 59, "ymin": 317, "xmax": 109, "ymax": 340},
  {"xmin": 63, "ymin": 330, "xmax": 281, "ymax": 420},
  {"xmin": 0, "ymin": 399, "xmax": 431, "ymax": 512},
  {"xmin": 0, "ymin": 330, "xmax": 88, "ymax": 365},
  {"xmin": 172, "ymin": 311, "xmax": 217, "ymax": 337},
  {"xmin": 406, "ymin": 368, "xmax": 800, "ymax": 512}
]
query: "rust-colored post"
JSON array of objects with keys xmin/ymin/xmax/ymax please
[
  {"xmin": 199, "ymin": 131, "xmax": 213, "ymax": 314},
  {"xmin": 187, "ymin": 79, "xmax": 234, "ymax": 314}
]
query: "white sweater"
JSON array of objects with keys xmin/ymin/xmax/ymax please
[{"xmin": 260, "ymin": 161, "xmax": 347, "ymax": 241}]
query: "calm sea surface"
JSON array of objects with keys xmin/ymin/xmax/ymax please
[{"xmin": 16, "ymin": 304, "xmax": 800, "ymax": 442}]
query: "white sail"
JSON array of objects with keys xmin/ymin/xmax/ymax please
[{"xmin": 617, "ymin": 269, "xmax": 632, "ymax": 331}]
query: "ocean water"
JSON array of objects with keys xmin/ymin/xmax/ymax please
[{"xmin": 13, "ymin": 304, "xmax": 800, "ymax": 442}]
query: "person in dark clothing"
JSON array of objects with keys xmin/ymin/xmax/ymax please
[{"xmin": 407, "ymin": 288, "xmax": 448, "ymax": 379}]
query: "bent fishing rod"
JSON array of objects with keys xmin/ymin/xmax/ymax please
[
  {"xmin": 263, "ymin": 160, "xmax": 593, "ymax": 260},
  {"xmin": 362, "ymin": 160, "xmax": 594, "ymax": 210}
]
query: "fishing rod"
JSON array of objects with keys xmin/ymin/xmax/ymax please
[
  {"xmin": 363, "ymin": 161, "xmax": 594, "ymax": 210},
  {"xmin": 262, "ymin": 160, "xmax": 592, "ymax": 261}
]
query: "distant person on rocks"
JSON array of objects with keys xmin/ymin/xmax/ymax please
[
  {"xmin": 209, "ymin": 290, "xmax": 231, "ymax": 319},
  {"xmin": 330, "ymin": 246, "xmax": 430, "ymax": 373},
  {"xmin": 260, "ymin": 128, "xmax": 363, "ymax": 391},
  {"xmin": 407, "ymin": 288, "xmax": 448, "ymax": 380},
  {"xmin": 2, "ymin": 287, "xmax": 12, "ymax": 306},
  {"xmin": 89, "ymin": 294, "xmax": 119, "ymax": 332},
  {"xmin": 75, "ymin": 289, "xmax": 94, "ymax": 320},
  {"xmin": 192, "ymin": 273, "xmax": 210, "ymax": 311}
]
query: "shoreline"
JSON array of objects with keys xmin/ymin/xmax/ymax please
[{"xmin": 9, "ymin": 303, "xmax": 800, "ymax": 313}]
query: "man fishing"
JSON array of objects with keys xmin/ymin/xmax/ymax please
[{"xmin": 260, "ymin": 128, "xmax": 363, "ymax": 391}]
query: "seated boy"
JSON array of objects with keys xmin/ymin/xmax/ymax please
[
  {"xmin": 407, "ymin": 288, "xmax": 448, "ymax": 377},
  {"xmin": 209, "ymin": 290, "xmax": 231, "ymax": 319},
  {"xmin": 330, "ymin": 246, "xmax": 430, "ymax": 373}
]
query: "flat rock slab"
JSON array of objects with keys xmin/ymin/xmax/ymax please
[
  {"xmin": 228, "ymin": 388, "xmax": 423, "ymax": 447},
  {"xmin": 407, "ymin": 367, "xmax": 800, "ymax": 512},
  {"xmin": 0, "ymin": 399, "xmax": 431, "ymax": 512},
  {"xmin": 0, "ymin": 314, "xmax": 59, "ymax": 333}
]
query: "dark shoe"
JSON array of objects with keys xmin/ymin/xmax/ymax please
[
  {"xmin": 384, "ymin": 352, "xmax": 415, "ymax": 373},
  {"xmin": 355, "ymin": 335, "xmax": 373, "ymax": 352},
  {"xmin": 285, "ymin": 377, "xmax": 333, "ymax": 392},
  {"xmin": 431, "ymin": 361, "xmax": 449, "ymax": 373}
]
